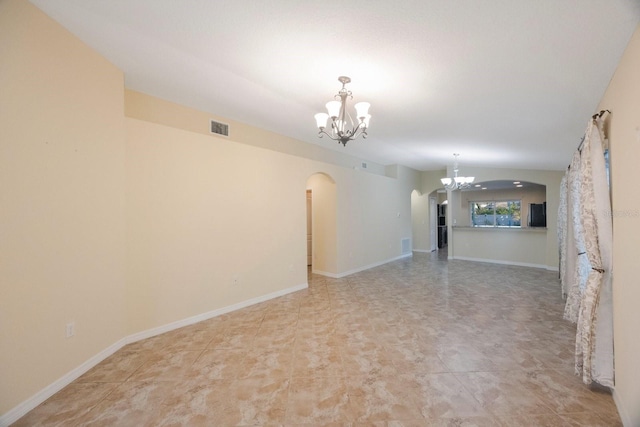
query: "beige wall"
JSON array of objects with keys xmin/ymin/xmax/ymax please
[
  {"xmin": 445, "ymin": 167, "xmax": 563, "ymax": 269},
  {"xmin": 598, "ymin": 24, "xmax": 640, "ymax": 427},
  {"xmin": 0, "ymin": 0, "xmax": 127, "ymax": 414},
  {"xmin": 336, "ymin": 164, "xmax": 419, "ymax": 274},
  {"xmin": 421, "ymin": 170, "xmax": 448, "ymax": 197},
  {"xmin": 452, "ymin": 228, "xmax": 547, "ymax": 266},
  {"xmin": 125, "ymin": 90, "xmax": 390, "ymax": 177},
  {"xmin": 125, "ymin": 118, "xmax": 311, "ymax": 332},
  {"xmin": 126, "ymin": 92, "xmax": 421, "ymax": 282}
]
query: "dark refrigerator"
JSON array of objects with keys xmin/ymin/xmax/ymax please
[{"xmin": 529, "ymin": 202, "xmax": 546, "ymax": 227}]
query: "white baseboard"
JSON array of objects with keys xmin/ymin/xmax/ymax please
[
  {"xmin": 613, "ymin": 387, "xmax": 632, "ymax": 427},
  {"xmin": 125, "ymin": 282, "xmax": 308, "ymax": 344},
  {"xmin": 313, "ymin": 253, "xmax": 412, "ymax": 279},
  {"xmin": 310, "ymin": 269, "xmax": 339, "ymax": 278},
  {"xmin": 0, "ymin": 338, "xmax": 126, "ymax": 427},
  {"xmin": 0, "ymin": 282, "xmax": 308, "ymax": 427},
  {"xmin": 450, "ymin": 255, "xmax": 553, "ymax": 271}
]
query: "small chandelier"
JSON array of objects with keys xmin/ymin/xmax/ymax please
[
  {"xmin": 441, "ymin": 153, "xmax": 475, "ymax": 190},
  {"xmin": 314, "ymin": 76, "xmax": 371, "ymax": 146}
]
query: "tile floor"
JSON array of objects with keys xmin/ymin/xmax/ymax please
[{"xmin": 14, "ymin": 252, "xmax": 622, "ymax": 426}]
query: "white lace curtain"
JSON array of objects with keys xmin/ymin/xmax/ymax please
[{"xmin": 558, "ymin": 114, "xmax": 614, "ymax": 388}]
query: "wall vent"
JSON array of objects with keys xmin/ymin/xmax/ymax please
[
  {"xmin": 210, "ymin": 119, "xmax": 229, "ymax": 137},
  {"xmin": 401, "ymin": 238, "xmax": 411, "ymax": 254}
]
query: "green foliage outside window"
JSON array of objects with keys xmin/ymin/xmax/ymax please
[{"xmin": 471, "ymin": 200, "xmax": 521, "ymax": 227}]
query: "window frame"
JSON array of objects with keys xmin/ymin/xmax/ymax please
[{"xmin": 470, "ymin": 199, "xmax": 522, "ymax": 228}]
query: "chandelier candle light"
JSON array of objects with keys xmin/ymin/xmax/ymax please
[
  {"xmin": 314, "ymin": 76, "xmax": 371, "ymax": 146},
  {"xmin": 441, "ymin": 153, "xmax": 475, "ymax": 190}
]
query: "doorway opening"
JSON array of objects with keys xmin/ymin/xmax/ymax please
[{"xmin": 306, "ymin": 173, "xmax": 337, "ymax": 276}]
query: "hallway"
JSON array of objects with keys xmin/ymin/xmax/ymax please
[{"xmin": 14, "ymin": 253, "xmax": 620, "ymax": 426}]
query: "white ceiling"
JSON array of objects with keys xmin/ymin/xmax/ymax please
[{"xmin": 30, "ymin": 0, "xmax": 640, "ymax": 171}]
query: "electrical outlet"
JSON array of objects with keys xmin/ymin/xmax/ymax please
[{"xmin": 66, "ymin": 322, "xmax": 75, "ymax": 338}]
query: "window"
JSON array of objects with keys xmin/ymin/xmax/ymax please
[{"xmin": 471, "ymin": 200, "xmax": 521, "ymax": 227}]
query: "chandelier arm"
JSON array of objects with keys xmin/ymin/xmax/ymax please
[
  {"xmin": 318, "ymin": 128, "xmax": 340, "ymax": 141},
  {"xmin": 350, "ymin": 122, "xmax": 366, "ymax": 139},
  {"xmin": 330, "ymin": 118, "xmax": 342, "ymax": 137},
  {"xmin": 330, "ymin": 117, "xmax": 348, "ymax": 138},
  {"xmin": 319, "ymin": 126, "xmax": 361, "ymax": 144}
]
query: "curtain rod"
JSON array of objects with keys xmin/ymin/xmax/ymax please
[{"xmin": 591, "ymin": 109, "xmax": 611, "ymax": 120}]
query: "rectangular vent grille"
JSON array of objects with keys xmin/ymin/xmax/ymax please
[
  {"xmin": 401, "ymin": 238, "xmax": 411, "ymax": 254},
  {"xmin": 210, "ymin": 120, "xmax": 229, "ymax": 137}
]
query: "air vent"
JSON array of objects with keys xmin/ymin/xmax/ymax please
[
  {"xmin": 401, "ymin": 238, "xmax": 411, "ymax": 254},
  {"xmin": 210, "ymin": 119, "xmax": 229, "ymax": 137}
]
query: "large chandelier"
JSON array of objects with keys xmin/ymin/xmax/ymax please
[
  {"xmin": 441, "ymin": 153, "xmax": 475, "ymax": 190},
  {"xmin": 314, "ymin": 76, "xmax": 371, "ymax": 146}
]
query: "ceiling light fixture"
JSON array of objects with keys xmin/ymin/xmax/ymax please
[
  {"xmin": 441, "ymin": 153, "xmax": 475, "ymax": 190},
  {"xmin": 314, "ymin": 76, "xmax": 370, "ymax": 146}
]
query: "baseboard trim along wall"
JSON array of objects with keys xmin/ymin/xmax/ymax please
[
  {"xmin": 125, "ymin": 282, "xmax": 308, "ymax": 344},
  {"xmin": 613, "ymin": 387, "xmax": 631, "ymax": 427},
  {"xmin": 0, "ymin": 282, "xmax": 308, "ymax": 427},
  {"xmin": 0, "ymin": 337, "xmax": 127, "ymax": 427},
  {"xmin": 449, "ymin": 255, "xmax": 557, "ymax": 271},
  {"xmin": 313, "ymin": 253, "xmax": 413, "ymax": 279}
]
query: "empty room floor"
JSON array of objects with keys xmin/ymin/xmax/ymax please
[{"xmin": 14, "ymin": 252, "xmax": 621, "ymax": 426}]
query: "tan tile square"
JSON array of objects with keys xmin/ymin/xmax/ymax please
[
  {"xmin": 157, "ymin": 328, "xmax": 217, "ymax": 352},
  {"xmin": 411, "ymin": 373, "xmax": 488, "ymax": 419},
  {"xmin": 292, "ymin": 346, "xmax": 344, "ymax": 378},
  {"xmin": 522, "ymin": 370, "xmax": 620, "ymax": 418},
  {"xmin": 77, "ymin": 350, "xmax": 150, "ymax": 383},
  {"xmin": 73, "ymin": 380, "xmax": 175, "ymax": 426},
  {"xmin": 128, "ymin": 350, "xmax": 201, "ymax": 381},
  {"xmin": 286, "ymin": 376, "xmax": 355, "ymax": 424},
  {"xmin": 12, "ymin": 382, "xmax": 117, "ymax": 427},
  {"xmin": 341, "ymin": 342, "xmax": 397, "ymax": 377},
  {"xmin": 187, "ymin": 347, "xmax": 248, "ymax": 380},
  {"xmin": 387, "ymin": 343, "xmax": 448, "ymax": 374},
  {"xmin": 560, "ymin": 412, "xmax": 623, "ymax": 427},
  {"xmin": 254, "ymin": 324, "xmax": 297, "ymax": 348},
  {"xmin": 153, "ymin": 377, "xmax": 290, "ymax": 425},
  {"xmin": 346, "ymin": 374, "xmax": 424, "ymax": 422},
  {"xmin": 455, "ymin": 371, "xmax": 555, "ymax": 416},
  {"xmin": 240, "ymin": 347, "xmax": 294, "ymax": 379},
  {"xmin": 495, "ymin": 413, "xmax": 571, "ymax": 426},
  {"xmin": 436, "ymin": 341, "xmax": 501, "ymax": 372}
]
